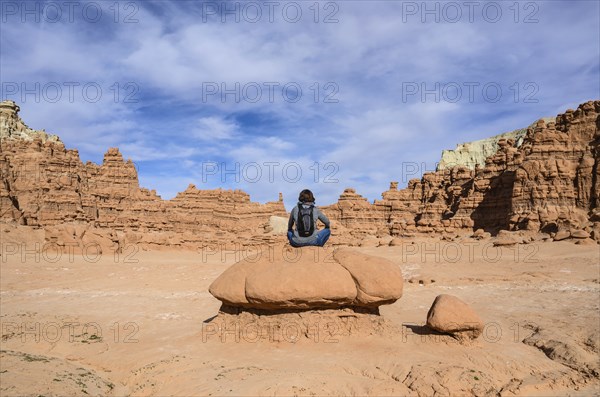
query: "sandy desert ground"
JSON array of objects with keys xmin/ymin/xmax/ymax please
[{"xmin": 1, "ymin": 234, "xmax": 599, "ymax": 396}]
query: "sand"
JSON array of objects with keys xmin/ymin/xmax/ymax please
[{"xmin": 1, "ymin": 238, "xmax": 599, "ymax": 396}]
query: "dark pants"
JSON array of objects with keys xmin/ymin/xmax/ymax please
[{"xmin": 287, "ymin": 228, "xmax": 331, "ymax": 247}]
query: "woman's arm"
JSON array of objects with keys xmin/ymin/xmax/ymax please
[
  {"xmin": 288, "ymin": 208, "xmax": 295, "ymax": 231},
  {"xmin": 317, "ymin": 208, "xmax": 330, "ymax": 228}
]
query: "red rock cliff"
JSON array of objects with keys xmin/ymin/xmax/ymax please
[{"xmin": 323, "ymin": 100, "xmax": 600, "ymax": 242}]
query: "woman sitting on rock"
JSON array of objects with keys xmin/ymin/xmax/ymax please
[{"xmin": 287, "ymin": 189, "xmax": 331, "ymax": 247}]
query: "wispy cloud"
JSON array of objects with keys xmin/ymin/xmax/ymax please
[{"xmin": 191, "ymin": 116, "xmax": 239, "ymax": 141}]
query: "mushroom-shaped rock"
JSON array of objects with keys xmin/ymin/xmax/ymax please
[
  {"xmin": 426, "ymin": 294, "xmax": 483, "ymax": 340},
  {"xmin": 209, "ymin": 246, "xmax": 403, "ymax": 311},
  {"xmin": 333, "ymin": 249, "xmax": 403, "ymax": 306}
]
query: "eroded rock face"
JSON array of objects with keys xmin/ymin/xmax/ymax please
[
  {"xmin": 323, "ymin": 100, "xmax": 600, "ymax": 242},
  {"xmin": 208, "ymin": 246, "xmax": 404, "ymax": 310},
  {"xmin": 0, "ymin": 101, "xmax": 286, "ymax": 250},
  {"xmin": 426, "ymin": 294, "xmax": 483, "ymax": 340},
  {"xmin": 437, "ymin": 119, "xmax": 554, "ymax": 171},
  {"xmin": 0, "ymin": 100, "xmax": 60, "ymax": 143},
  {"xmin": 0, "ymin": 140, "xmax": 286, "ymax": 248},
  {"xmin": 1, "ymin": 100, "xmax": 599, "ymax": 247}
]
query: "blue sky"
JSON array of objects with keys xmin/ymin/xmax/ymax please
[{"xmin": 1, "ymin": 0, "xmax": 599, "ymax": 209}]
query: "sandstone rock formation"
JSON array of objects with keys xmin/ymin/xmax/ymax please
[
  {"xmin": 2, "ymin": 99, "xmax": 599, "ymax": 248},
  {"xmin": 209, "ymin": 246, "xmax": 404, "ymax": 311},
  {"xmin": 324, "ymin": 100, "xmax": 600, "ymax": 243},
  {"xmin": 0, "ymin": 100, "xmax": 286, "ymax": 251},
  {"xmin": 553, "ymin": 230, "xmax": 571, "ymax": 241},
  {"xmin": 264, "ymin": 215, "xmax": 288, "ymax": 235},
  {"xmin": 206, "ymin": 246, "xmax": 404, "ymax": 340},
  {"xmin": 426, "ymin": 294, "xmax": 483, "ymax": 341},
  {"xmin": 0, "ymin": 101, "xmax": 59, "ymax": 143},
  {"xmin": 437, "ymin": 119, "xmax": 553, "ymax": 170}
]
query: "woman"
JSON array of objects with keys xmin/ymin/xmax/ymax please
[{"xmin": 287, "ymin": 189, "xmax": 331, "ymax": 247}]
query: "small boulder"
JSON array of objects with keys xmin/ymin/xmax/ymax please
[
  {"xmin": 471, "ymin": 229, "xmax": 491, "ymax": 240},
  {"xmin": 497, "ymin": 230, "xmax": 526, "ymax": 243},
  {"xmin": 571, "ymin": 230, "xmax": 590, "ymax": 239},
  {"xmin": 426, "ymin": 294, "xmax": 483, "ymax": 340},
  {"xmin": 532, "ymin": 233, "xmax": 551, "ymax": 242},
  {"xmin": 389, "ymin": 238, "xmax": 403, "ymax": 247},
  {"xmin": 553, "ymin": 230, "xmax": 571, "ymax": 241},
  {"xmin": 493, "ymin": 237, "xmax": 518, "ymax": 246},
  {"xmin": 267, "ymin": 216, "xmax": 288, "ymax": 235}
]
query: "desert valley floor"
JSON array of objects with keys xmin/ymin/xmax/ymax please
[{"xmin": 1, "ymin": 230, "xmax": 598, "ymax": 396}]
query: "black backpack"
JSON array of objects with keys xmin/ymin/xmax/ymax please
[{"xmin": 296, "ymin": 204, "xmax": 315, "ymax": 237}]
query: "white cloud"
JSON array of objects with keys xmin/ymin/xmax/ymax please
[{"xmin": 191, "ymin": 116, "xmax": 239, "ymax": 141}]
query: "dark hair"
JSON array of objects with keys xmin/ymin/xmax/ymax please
[{"xmin": 298, "ymin": 189, "xmax": 315, "ymax": 203}]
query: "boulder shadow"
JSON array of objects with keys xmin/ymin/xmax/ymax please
[
  {"xmin": 202, "ymin": 315, "xmax": 218, "ymax": 323},
  {"xmin": 403, "ymin": 323, "xmax": 447, "ymax": 337}
]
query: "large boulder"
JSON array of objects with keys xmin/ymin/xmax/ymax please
[
  {"xmin": 209, "ymin": 246, "xmax": 403, "ymax": 310},
  {"xmin": 266, "ymin": 216, "xmax": 288, "ymax": 235},
  {"xmin": 426, "ymin": 294, "xmax": 483, "ymax": 340}
]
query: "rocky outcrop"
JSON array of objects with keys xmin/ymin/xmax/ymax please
[
  {"xmin": 0, "ymin": 101, "xmax": 286, "ymax": 250},
  {"xmin": 0, "ymin": 100, "xmax": 59, "ymax": 143},
  {"xmin": 437, "ymin": 119, "xmax": 553, "ymax": 170},
  {"xmin": 321, "ymin": 188, "xmax": 389, "ymax": 243},
  {"xmin": 325, "ymin": 100, "xmax": 600, "ymax": 242},
  {"xmin": 509, "ymin": 105, "xmax": 599, "ymax": 234},
  {"xmin": 2, "ymin": 99, "xmax": 599, "ymax": 248}
]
